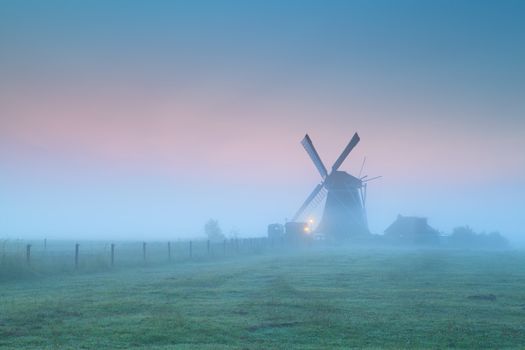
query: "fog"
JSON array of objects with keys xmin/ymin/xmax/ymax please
[
  {"xmin": 3, "ymin": 2, "xmax": 525, "ymax": 350},
  {"xmin": 2, "ymin": 162, "xmax": 524, "ymax": 244},
  {"xmin": 1, "ymin": 0, "xmax": 524, "ymax": 243}
]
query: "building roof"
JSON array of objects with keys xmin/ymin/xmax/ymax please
[{"xmin": 384, "ymin": 214, "xmax": 436, "ymax": 238}]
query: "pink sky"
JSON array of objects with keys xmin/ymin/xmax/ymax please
[{"xmin": 1, "ymin": 0, "xmax": 524, "ymax": 240}]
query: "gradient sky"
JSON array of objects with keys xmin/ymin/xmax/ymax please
[{"xmin": 1, "ymin": 0, "xmax": 524, "ymax": 241}]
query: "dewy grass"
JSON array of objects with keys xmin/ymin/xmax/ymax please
[{"xmin": 1, "ymin": 247, "xmax": 524, "ymax": 349}]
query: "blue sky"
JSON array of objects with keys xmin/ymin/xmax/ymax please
[{"xmin": 1, "ymin": 0, "xmax": 524, "ymax": 241}]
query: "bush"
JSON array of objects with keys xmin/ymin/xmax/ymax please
[
  {"xmin": 204, "ymin": 219, "xmax": 225, "ymax": 242},
  {"xmin": 449, "ymin": 226, "xmax": 508, "ymax": 249}
]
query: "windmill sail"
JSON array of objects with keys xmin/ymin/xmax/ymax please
[
  {"xmin": 292, "ymin": 183, "xmax": 325, "ymax": 221},
  {"xmin": 331, "ymin": 133, "xmax": 360, "ymax": 172},
  {"xmin": 301, "ymin": 134, "xmax": 328, "ymax": 179},
  {"xmin": 292, "ymin": 131, "xmax": 374, "ymax": 240}
]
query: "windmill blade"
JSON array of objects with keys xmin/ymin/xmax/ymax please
[
  {"xmin": 362, "ymin": 183, "xmax": 367, "ymax": 208},
  {"xmin": 362, "ymin": 183, "xmax": 369, "ymax": 228},
  {"xmin": 301, "ymin": 134, "xmax": 328, "ymax": 179},
  {"xmin": 358, "ymin": 157, "xmax": 367, "ymax": 178},
  {"xmin": 331, "ymin": 133, "xmax": 360, "ymax": 172},
  {"xmin": 362, "ymin": 175, "xmax": 382, "ymax": 183},
  {"xmin": 307, "ymin": 187, "xmax": 327, "ymax": 215},
  {"xmin": 292, "ymin": 183, "xmax": 325, "ymax": 221}
]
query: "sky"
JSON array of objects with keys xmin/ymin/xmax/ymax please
[{"xmin": 1, "ymin": 0, "xmax": 524, "ymax": 242}]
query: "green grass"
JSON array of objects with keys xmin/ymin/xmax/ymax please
[
  {"xmin": 1, "ymin": 247, "xmax": 525, "ymax": 349},
  {"xmin": 0, "ymin": 239, "xmax": 233, "ymax": 281}
]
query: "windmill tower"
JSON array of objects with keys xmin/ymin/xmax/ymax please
[{"xmin": 292, "ymin": 133, "xmax": 379, "ymax": 240}]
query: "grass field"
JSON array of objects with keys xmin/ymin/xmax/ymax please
[{"xmin": 1, "ymin": 247, "xmax": 525, "ymax": 349}]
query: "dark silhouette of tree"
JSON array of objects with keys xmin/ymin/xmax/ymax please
[
  {"xmin": 449, "ymin": 225, "xmax": 508, "ymax": 248},
  {"xmin": 205, "ymin": 219, "xmax": 225, "ymax": 242}
]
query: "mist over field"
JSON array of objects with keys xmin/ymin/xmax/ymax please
[{"xmin": 1, "ymin": 1, "xmax": 525, "ymax": 349}]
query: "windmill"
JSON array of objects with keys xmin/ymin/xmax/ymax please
[{"xmin": 291, "ymin": 133, "xmax": 380, "ymax": 240}]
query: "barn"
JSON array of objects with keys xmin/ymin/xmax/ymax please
[{"xmin": 384, "ymin": 215, "xmax": 440, "ymax": 244}]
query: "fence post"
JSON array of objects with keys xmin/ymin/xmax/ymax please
[
  {"xmin": 75, "ymin": 243, "xmax": 79, "ymax": 269},
  {"xmin": 189, "ymin": 240, "xmax": 192, "ymax": 258},
  {"xmin": 207, "ymin": 240, "xmax": 210, "ymax": 255},
  {"xmin": 44, "ymin": 238, "xmax": 47, "ymax": 249},
  {"xmin": 168, "ymin": 241, "xmax": 171, "ymax": 261},
  {"xmin": 26, "ymin": 244, "xmax": 31, "ymax": 265},
  {"xmin": 111, "ymin": 243, "xmax": 115, "ymax": 267},
  {"xmin": 142, "ymin": 242, "xmax": 147, "ymax": 262}
]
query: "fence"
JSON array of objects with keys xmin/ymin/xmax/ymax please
[{"xmin": 0, "ymin": 237, "xmax": 289, "ymax": 279}]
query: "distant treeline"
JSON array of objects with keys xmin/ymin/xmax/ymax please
[
  {"xmin": 383, "ymin": 224, "xmax": 508, "ymax": 249},
  {"xmin": 444, "ymin": 226, "xmax": 508, "ymax": 249}
]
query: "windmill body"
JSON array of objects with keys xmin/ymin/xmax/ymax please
[
  {"xmin": 292, "ymin": 133, "xmax": 374, "ymax": 240},
  {"xmin": 317, "ymin": 171, "xmax": 369, "ymax": 239}
]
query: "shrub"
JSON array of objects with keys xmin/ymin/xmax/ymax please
[
  {"xmin": 449, "ymin": 226, "xmax": 508, "ymax": 249},
  {"xmin": 204, "ymin": 219, "xmax": 225, "ymax": 242}
]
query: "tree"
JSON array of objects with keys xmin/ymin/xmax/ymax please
[
  {"xmin": 485, "ymin": 231, "xmax": 508, "ymax": 248},
  {"xmin": 205, "ymin": 219, "xmax": 225, "ymax": 242},
  {"xmin": 449, "ymin": 225, "xmax": 476, "ymax": 246},
  {"xmin": 449, "ymin": 226, "xmax": 508, "ymax": 249}
]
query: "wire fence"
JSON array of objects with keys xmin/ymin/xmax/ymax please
[{"xmin": 0, "ymin": 237, "xmax": 288, "ymax": 281}]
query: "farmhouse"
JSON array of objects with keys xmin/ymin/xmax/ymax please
[{"xmin": 384, "ymin": 215, "xmax": 439, "ymax": 244}]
